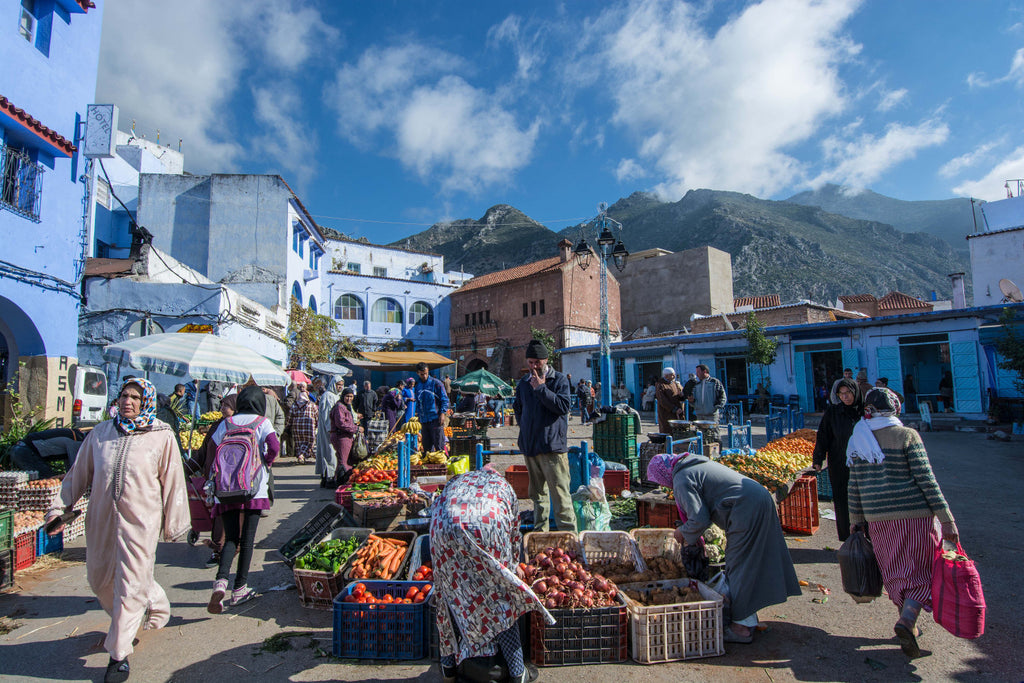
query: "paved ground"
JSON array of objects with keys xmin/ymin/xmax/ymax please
[{"xmin": 1, "ymin": 417, "xmax": 1020, "ymax": 683}]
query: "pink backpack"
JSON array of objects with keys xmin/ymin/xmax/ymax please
[{"xmin": 211, "ymin": 417, "xmax": 266, "ymax": 504}]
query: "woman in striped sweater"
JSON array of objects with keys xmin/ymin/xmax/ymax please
[{"xmin": 846, "ymin": 387, "xmax": 959, "ymax": 659}]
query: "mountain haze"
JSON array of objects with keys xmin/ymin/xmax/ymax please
[{"xmin": 391, "ymin": 190, "xmax": 971, "ymax": 303}]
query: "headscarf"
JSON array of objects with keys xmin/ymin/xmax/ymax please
[
  {"xmin": 645, "ymin": 452, "xmax": 686, "ymax": 488},
  {"xmin": 831, "ymin": 377, "xmax": 861, "ymax": 409},
  {"xmin": 236, "ymin": 385, "xmax": 267, "ymax": 416},
  {"xmin": 662, "ymin": 367, "xmax": 675, "ymax": 378},
  {"xmin": 846, "ymin": 387, "xmax": 903, "ymax": 466},
  {"xmin": 219, "ymin": 393, "xmax": 237, "ymax": 414},
  {"xmin": 406, "ymin": 377, "xmax": 416, "ymax": 387},
  {"xmin": 114, "ymin": 377, "xmax": 157, "ymax": 433},
  {"xmin": 341, "ymin": 387, "xmax": 355, "ymax": 399}
]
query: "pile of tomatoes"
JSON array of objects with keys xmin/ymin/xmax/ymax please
[
  {"xmin": 350, "ymin": 469, "xmax": 398, "ymax": 484},
  {"xmin": 411, "ymin": 563, "xmax": 433, "ymax": 581},
  {"xmin": 342, "ymin": 581, "xmax": 432, "ymax": 605}
]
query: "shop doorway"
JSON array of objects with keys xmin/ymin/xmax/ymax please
[
  {"xmin": 899, "ymin": 337, "xmax": 951, "ymax": 413},
  {"xmin": 715, "ymin": 356, "xmax": 749, "ymax": 398},
  {"xmin": 793, "ymin": 342, "xmax": 843, "ymax": 412},
  {"xmin": 635, "ymin": 359, "xmax": 665, "ymax": 399}
]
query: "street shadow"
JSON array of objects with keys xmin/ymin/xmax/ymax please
[
  {"xmin": 0, "ymin": 592, "xmax": 96, "ymax": 620},
  {"xmin": 787, "ymin": 547, "xmax": 839, "ymax": 565}
]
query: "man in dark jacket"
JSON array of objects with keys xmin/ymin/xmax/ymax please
[
  {"xmin": 355, "ymin": 380, "xmax": 378, "ymax": 432},
  {"xmin": 513, "ymin": 340, "xmax": 574, "ymax": 532}
]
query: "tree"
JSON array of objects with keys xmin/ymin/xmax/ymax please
[
  {"xmin": 286, "ymin": 299, "xmax": 360, "ymax": 368},
  {"xmin": 530, "ymin": 326, "xmax": 561, "ymax": 369},
  {"xmin": 743, "ymin": 312, "xmax": 778, "ymax": 389},
  {"xmin": 994, "ymin": 307, "xmax": 1024, "ymax": 394}
]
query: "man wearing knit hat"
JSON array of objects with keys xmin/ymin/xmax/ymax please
[{"xmin": 513, "ymin": 339, "xmax": 575, "ymax": 531}]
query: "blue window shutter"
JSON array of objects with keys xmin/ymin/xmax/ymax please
[
  {"xmin": 876, "ymin": 346, "xmax": 903, "ymax": 397},
  {"xmin": 793, "ymin": 351, "xmax": 812, "ymax": 412},
  {"xmin": 995, "ymin": 352, "xmax": 1023, "ymax": 398},
  {"xmin": 842, "ymin": 348, "xmax": 862, "ymax": 373},
  {"xmin": 950, "ymin": 342, "xmax": 982, "ymax": 413}
]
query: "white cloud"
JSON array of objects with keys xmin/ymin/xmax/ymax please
[
  {"xmin": 968, "ymin": 47, "xmax": 1024, "ymax": 89},
  {"xmin": 584, "ymin": 0, "xmax": 864, "ymax": 199},
  {"xmin": 939, "ymin": 140, "xmax": 1002, "ymax": 178},
  {"xmin": 877, "ymin": 88, "xmax": 907, "ymax": 112},
  {"xmin": 615, "ymin": 158, "xmax": 645, "ymax": 182},
  {"xmin": 953, "ymin": 146, "xmax": 1024, "ymax": 200},
  {"xmin": 96, "ymin": 0, "xmax": 333, "ymax": 176},
  {"xmin": 326, "ymin": 44, "xmax": 540, "ymax": 194},
  {"xmin": 487, "ymin": 15, "xmax": 545, "ymax": 82},
  {"xmin": 812, "ymin": 119, "xmax": 949, "ymax": 190},
  {"xmin": 251, "ymin": 87, "xmax": 317, "ymax": 187}
]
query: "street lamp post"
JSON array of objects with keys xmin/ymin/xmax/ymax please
[{"xmin": 573, "ymin": 204, "xmax": 628, "ymax": 408}]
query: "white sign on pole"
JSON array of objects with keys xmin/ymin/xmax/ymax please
[{"xmin": 83, "ymin": 104, "xmax": 118, "ymax": 158}]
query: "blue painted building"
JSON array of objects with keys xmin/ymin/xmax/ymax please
[{"xmin": 0, "ymin": 0, "xmax": 103, "ymax": 424}]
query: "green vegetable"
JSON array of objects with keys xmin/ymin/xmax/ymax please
[{"xmin": 294, "ymin": 536, "xmax": 364, "ymax": 573}]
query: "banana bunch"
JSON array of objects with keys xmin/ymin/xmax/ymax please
[
  {"xmin": 377, "ymin": 430, "xmax": 405, "ymax": 451},
  {"xmin": 402, "ymin": 417, "xmax": 422, "ymax": 435},
  {"xmin": 200, "ymin": 411, "xmax": 222, "ymax": 422},
  {"xmin": 360, "ymin": 454, "xmax": 399, "ymax": 471},
  {"xmin": 179, "ymin": 429, "xmax": 205, "ymax": 450},
  {"xmin": 422, "ymin": 450, "xmax": 448, "ymax": 465},
  {"xmin": 410, "ymin": 451, "xmax": 422, "ymax": 466}
]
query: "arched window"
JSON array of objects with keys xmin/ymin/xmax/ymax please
[
  {"xmin": 370, "ymin": 297, "xmax": 403, "ymax": 323},
  {"xmin": 409, "ymin": 301, "xmax": 433, "ymax": 326},
  {"xmin": 334, "ymin": 294, "xmax": 364, "ymax": 320},
  {"xmin": 291, "ymin": 281, "xmax": 302, "ymax": 303},
  {"xmin": 308, "ymin": 295, "xmax": 317, "ymax": 314}
]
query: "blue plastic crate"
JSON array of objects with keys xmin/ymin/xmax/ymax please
[
  {"xmin": 36, "ymin": 527, "xmax": 63, "ymax": 556},
  {"xmin": 815, "ymin": 469, "xmax": 833, "ymax": 501},
  {"xmin": 333, "ymin": 580, "xmax": 430, "ymax": 659}
]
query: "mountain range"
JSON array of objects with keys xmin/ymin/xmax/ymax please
[{"xmin": 388, "ymin": 188, "xmax": 972, "ymax": 303}]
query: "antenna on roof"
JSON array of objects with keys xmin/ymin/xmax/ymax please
[{"xmin": 999, "ymin": 278, "xmax": 1024, "ymax": 303}]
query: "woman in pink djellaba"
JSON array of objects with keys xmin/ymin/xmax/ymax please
[{"xmin": 46, "ymin": 377, "xmax": 189, "ymax": 683}]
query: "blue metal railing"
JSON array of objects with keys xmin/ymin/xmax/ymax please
[
  {"xmin": 720, "ymin": 402, "xmax": 744, "ymax": 425},
  {"xmin": 726, "ymin": 421, "xmax": 753, "ymax": 449}
]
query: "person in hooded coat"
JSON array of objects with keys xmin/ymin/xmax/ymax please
[
  {"xmin": 46, "ymin": 378, "xmax": 189, "ymax": 683},
  {"xmin": 315, "ymin": 375, "xmax": 343, "ymax": 486},
  {"xmin": 812, "ymin": 377, "xmax": 862, "ymax": 541},
  {"xmin": 287, "ymin": 383, "xmax": 318, "ymax": 464}
]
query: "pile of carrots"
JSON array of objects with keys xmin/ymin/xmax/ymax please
[{"xmin": 348, "ymin": 534, "xmax": 409, "ymax": 579}]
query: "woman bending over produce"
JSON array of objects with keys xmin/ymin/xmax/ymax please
[
  {"xmin": 846, "ymin": 387, "xmax": 958, "ymax": 659},
  {"xmin": 430, "ymin": 469, "xmax": 552, "ymax": 683},
  {"xmin": 647, "ymin": 452, "xmax": 801, "ymax": 644}
]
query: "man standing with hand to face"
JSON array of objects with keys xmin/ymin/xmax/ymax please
[{"xmin": 513, "ymin": 340, "xmax": 575, "ymax": 532}]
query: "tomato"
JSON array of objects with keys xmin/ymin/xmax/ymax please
[
  {"xmin": 413, "ymin": 593, "xmax": 426, "ymax": 603},
  {"xmin": 383, "ymin": 594, "xmax": 394, "ymax": 603},
  {"xmin": 406, "ymin": 586, "xmax": 419, "ymax": 600},
  {"xmin": 420, "ymin": 584, "xmax": 432, "ymax": 595},
  {"xmin": 353, "ymin": 583, "xmax": 367, "ymax": 597},
  {"xmin": 413, "ymin": 571, "xmax": 424, "ymax": 581},
  {"xmin": 343, "ymin": 595, "xmax": 358, "ymax": 603},
  {"xmin": 403, "ymin": 598, "xmax": 412, "ymax": 604}
]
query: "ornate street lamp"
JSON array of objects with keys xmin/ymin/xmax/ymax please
[{"xmin": 572, "ymin": 204, "xmax": 628, "ymax": 408}]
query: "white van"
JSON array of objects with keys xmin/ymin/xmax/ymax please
[{"xmin": 72, "ymin": 365, "xmax": 108, "ymax": 427}]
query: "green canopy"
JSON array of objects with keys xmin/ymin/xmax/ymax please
[{"xmin": 452, "ymin": 369, "xmax": 514, "ymax": 398}]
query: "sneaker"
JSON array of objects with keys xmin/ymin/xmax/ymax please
[
  {"xmin": 205, "ymin": 552, "xmax": 220, "ymax": 568},
  {"xmin": 230, "ymin": 585, "xmax": 257, "ymax": 607},
  {"xmin": 104, "ymin": 657, "xmax": 130, "ymax": 683},
  {"xmin": 259, "ymin": 509, "xmax": 270, "ymax": 518},
  {"xmin": 207, "ymin": 579, "xmax": 227, "ymax": 614}
]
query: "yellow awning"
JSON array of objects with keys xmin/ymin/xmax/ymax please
[{"xmin": 344, "ymin": 351, "xmax": 454, "ymax": 371}]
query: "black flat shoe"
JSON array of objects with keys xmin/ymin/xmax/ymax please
[
  {"xmin": 104, "ymin": 657, "xmax": 130, "ymax": 683},
  {"xmin": 320, "ymin": 476, "xmax": 330, "ymax": 489},
  {"xmin": 894, "ymin": 623, "xmax": 922, "ymax": 659}
]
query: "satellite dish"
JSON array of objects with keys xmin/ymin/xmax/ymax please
[{"xmin": 999, "ymin": 278, "xmax": 1024, "ymax": 303}]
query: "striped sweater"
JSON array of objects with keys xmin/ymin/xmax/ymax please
[{"xmin": 847, "ymin": 425, "xmax": 953, "ymax": 524}]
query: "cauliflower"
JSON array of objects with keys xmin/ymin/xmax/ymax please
[{"xmin": 703, "ymin": 524, "xmax": 727, "ymax": 564}]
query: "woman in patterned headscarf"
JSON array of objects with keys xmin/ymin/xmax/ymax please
[
  {"xmin": 45, "ymin": 378, "xmax": 189, "ymax": 683},
  {"xmin": 846, "ymin": 387, "xmax": 958, "ymax": 659},
  {"xmin": 286, "ymin": 382, "xmax": 318, "ymax": 464}
]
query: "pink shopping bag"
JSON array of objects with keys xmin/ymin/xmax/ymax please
[{"xmin": 932, "ymin": 542, "xmax": 985, "ymax": 639}]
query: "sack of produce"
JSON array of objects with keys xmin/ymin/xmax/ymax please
[
  {"xmin": 837, "ymin": 526, "xmax": 883, "ymax": 603},
  {"xmin": 932, "ymin": 542, "xmax": 985, "ymax": 638}
]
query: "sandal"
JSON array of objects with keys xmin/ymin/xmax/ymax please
[
  {"xmin": 724, "ymin": 626, "xmax": 754, "ymax": 644},
  {"xmin": 894, "ymin": 622, "xmax": 921, "ymax": 658}
]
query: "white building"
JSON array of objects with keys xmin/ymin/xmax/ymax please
[{"xmin": 972, "ymin": 194, "xmax": 1024, "ymax": 305}]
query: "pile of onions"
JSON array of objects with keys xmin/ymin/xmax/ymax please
[{"xmin": 519, "ymin": 546, "xmax": 618, "ymax": 609}]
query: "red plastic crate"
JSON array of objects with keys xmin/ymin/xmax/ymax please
[
  {"xmin": 334, "ymin": 485, "xmax": 354, "ymax": 511},
  {"xmin": 14, "ymin": 530, "xmax": 35, "ymax": 571},
  {"xmin": 504, "ymin": 465, "xmax": 530, "ymax": 499},
  {"xmin": 603, "ymin": 469, "xmax": 630, "ymax": 497},
  {"xmin": 778, "ymin": 474, "xmax": 819, "ymax": 535},
  {"xmin": 636, "ymin": 495, "xmax": 681, "ymax": 529}
]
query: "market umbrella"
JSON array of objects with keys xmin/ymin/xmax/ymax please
[
  {"xmin": 452, "ymin": 369, "xmax": 514, "ymax": 398},
  {"xmin": 287, "ymin": 369, "xmax": 312, "ymax": 384},
  {"xmin": 310, "ymin": 362, "xmax": 351, "ymax": 376},
  {"xmin": 104, "ymin": 333, "xmax": 291, "ymax": 386}
]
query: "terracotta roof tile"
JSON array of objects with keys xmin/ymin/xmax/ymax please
[
  {"xmin": 455, "ymin": 256, "xmax": 564, "ymax": 293},
  {"xmin": 84, "ymin": 257, "xmax": 134, "ymax": 278},
  {"xmin": 734, "ymin": 295, "xmax": 780, "ymax": 309},
  {"xmin": 0, "ymin": 95, "xmax": 76, "ymax": 157},
  {"xmin": 838, "ymin": 293, "xmax": 877, "ymax": 304},
  {"xmin": 878, "ymin": 291, "xmax": 932, "ymax": 311}
]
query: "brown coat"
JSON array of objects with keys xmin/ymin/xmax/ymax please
[{"xmin": 655, "ymin": 377, "xmax": 685, "ymax": 434}]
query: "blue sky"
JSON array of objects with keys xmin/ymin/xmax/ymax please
[{"xmin": 96, "ymin": 0, "xmax": 1024, "ymax": 244}]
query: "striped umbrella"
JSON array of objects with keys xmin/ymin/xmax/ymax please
[{"xmin": 104, "ymin": 333, "xmax": 290, "ymax": 386}]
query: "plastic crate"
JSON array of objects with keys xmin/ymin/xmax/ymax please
[
  {"xmin": 0, "ymin": 548, "xmax": 12, "ymax": 591},
  {"xmin": 602, "ymin": 469, "xmax": 631, "ymax": 497},
  {"xmin": 523, "ymin": 531, "xmax": 580, "ymax": 561},
  {"xmin": 636, "ymin": 493, "xmax": 681, "ymax": 529},
  {"xmin": 343, "ymin": 530, "xmax": 417, "ymax": 581},
  {"xmin": 332, "ymin": 580, "xmax": 431, "ymax": 659},
  {"xmin": 428, "ymin": 597, "xmax": 531, "ymax": 663},
  {"xmin": 529, "ymin": 593, "xmax": 629, "ymax": 666},
  {"xmin": 618, "ymin": 579, "xmax": 725, "ymax": 662},
  {"xmin": 410, "ymin": 463, "xmax": 448, "ymax": 479},
  {"xmin": 353, "ymin": 499, "xmax": 406, "ymax": 531},
  {"xmin": 293, "ymin": 527, "xmax": 373, "ymax": 610},
  {"xmin": 579, "ymin": 531, "xmax": 647, "ymax": 572},
  {"xmin": 334, "ymin": 485, "xmax": 354, "ymax": 511},
  {"xmin": 14, "ymin": 530, "xmax": 35, "ymax": 571},
  {"xmin": 815, "ymin": 469, "xmax": 833, "ymax": 501},
  {"xmin": 277, "ymin": 503, "xmax": 348, "ymax": 567},
  {"xmin": 448, "ymin": 436, "xmax": 491, "ymax": 459},
  {"xmin": 592, "ymin": 413, "xmax": 638, "ymax": 439},
  {"xmin": 630, "ymin": 528, "xmax": 682, "ymax": 564},
  {"xmin": 36, "ymin": 527, "xmax": 64, "ymax": 556},
  {"xmin": 0, "ymin": 507, "xmax": 12, "ymax": 551},
  {"xmin": 778, "ymin": 474, "xmax": 819, "ymax": 535},
  {"xmin": 505, "ymin": 465, "xmax": 530, "ymax": 499},
  {"xmin": 592, "ymin": 435, "xmax": 637, "ymax": 463}
]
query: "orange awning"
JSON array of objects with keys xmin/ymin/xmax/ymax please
[{"xmin": 343, "ymin": 351, "xmax": 454, "ymax": 371}]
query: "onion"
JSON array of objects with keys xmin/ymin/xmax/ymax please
[
  {"xmin": 551, "ymin": 547, "xmax": 565, "ymax": 559},
  {"xmin": 582, "ymin": 596, "xmax": 594, "ymax": 608},
  {"xmin": 578, "ymin": 570, "xmax": 592, "ymax": 582},
  {"xmin": 554, "ymin": 562, "xmax": 568, "ymax": 575},
  {"xmin": 608, "ymin": 588, "xmax": 617, "ymax": 599},
  {"xmin": 545, "ymin": 598, "xmax": 558, "ymax": 608},
  {"xmin": 572, "ymin": 588, "xmax": 584, "ymax": 600},
  {"xmin": 534, "ymin": 552, "xmax": 548, "ymax": 564},
  {"xmin": 563, "ymin": 570, "xmax": 576, "ymax": 582},
  {"xmin": 533, "ymin": 580, "xmax": 548, "ymax": 595},
  {"xmin": 593, "ymin": 577, "xmax": 610, "ymax": 593}
]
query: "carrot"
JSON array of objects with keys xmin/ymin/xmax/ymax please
[{"xmin": 387, "ymin": 548, "xmax": 404, "ymax": 575}]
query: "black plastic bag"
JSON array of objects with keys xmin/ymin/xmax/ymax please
[
  {"xmin": 682, "ymin": 541, "xmax": 709, "ymax": 583},
  {"xmin": 837, "ymin": 526, "xmax": 884, "ymax": 602}
]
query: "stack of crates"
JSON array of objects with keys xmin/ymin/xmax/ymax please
[
  {"xmin": 0, "ymin": 507, "xmax": 13, "ymax": 591},
  {"xmin": 591, "ymin": 414, "xmax": 639, "ymax": 481}
]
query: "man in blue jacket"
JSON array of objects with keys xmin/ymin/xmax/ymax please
[
  {"xmin": 513, "ymin": 340, "xmax": 575, "ymax": 532},
  {"xmin": 414, "ymin": 362, "xmax": 450, "ymax": 453}
]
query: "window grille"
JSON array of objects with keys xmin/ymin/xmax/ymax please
[{"xmin": 0, "ymin": 143, "xmax": 44, "ymax": 221}]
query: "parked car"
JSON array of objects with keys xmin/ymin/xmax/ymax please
[{"xmin": 72, "ymin": 365, "xmax": 108, "ymax": 427}]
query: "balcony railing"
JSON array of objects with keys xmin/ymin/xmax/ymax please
[{"xmin": 0, "ymin": 143, "xmax": 44, "ymax": 221}]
